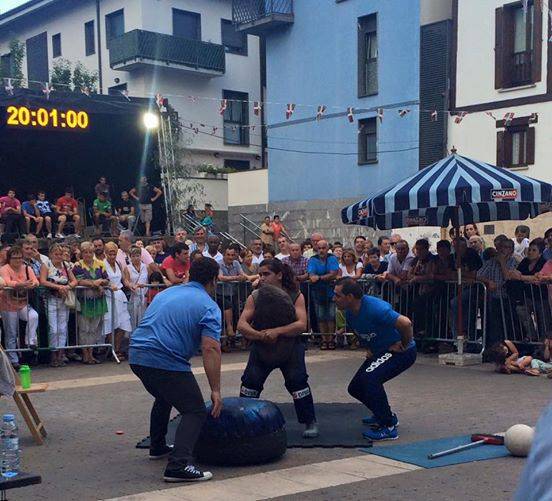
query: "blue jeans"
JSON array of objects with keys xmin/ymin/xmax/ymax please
[{"xmin": 348, "ymin": 346, "xmax": 416, "ymax": 427}]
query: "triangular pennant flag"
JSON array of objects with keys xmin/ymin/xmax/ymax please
[
  {"xmin": 485, "ymin": 111, "xmax": 497, "ymax": 121},
  {"xmin": 286, "ymin": 103, "xmax": 296, "ymax": 120},
  {"xmin": 253, "ymin": 101, "xmax": 262, "ymax": 116},
  {"xmin": 4, "ymin": 78, "xmax": 14, "ymax": 95},
  {"xmin": 347, "ymin": 107, "xmax": 354, "ymax": 123},
  {"xmin": 42, "ymin": 83, "xmax": 54, "ymax": 100},
  {"xmin": 430, "ymin": 110, "xmax": 438, "ymax": 122},
  {"xmin": 219, "ymin": 99, "xmax": 228, "ymax": 115},
  {"xmin": 503, "ymin": 112, "xmax": 515, "ymax": 126},
  {"xmin": 120, "ymin": 89, "xmax": 130, "ymax": 101},
  {"xmin": 316, "ymin": 105, "xmax": 327, "ymax": 121},
  {"xmin": 454, "ymin": 111, "xmax": 468, "ymax": 124},
  {"xmin": 398, "ymin": 109, "xmax": 410, "ymax": 117},
  {"xmin": 377, "ymin": 108, "xmax": 384, "ymax": 123}
]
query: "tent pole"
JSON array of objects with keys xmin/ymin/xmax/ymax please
[{"xmin": 454, "ymin": 207, "xmax": 464, "ymax": 355}]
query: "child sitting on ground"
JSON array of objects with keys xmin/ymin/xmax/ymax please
[{"xmin": 488, "ymin": 340, "xmax": 541, "ymax": 376}]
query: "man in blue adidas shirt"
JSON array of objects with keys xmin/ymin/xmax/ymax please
[
  {"xmin": 130, "ymin": 257, "xmax": 222, "ymax": 483},
  {"xmin": 334, "ymin": 278, "xmax": 416, "ymax": 441}
]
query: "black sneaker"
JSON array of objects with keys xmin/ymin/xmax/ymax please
[
  {"xmin": 164, "ymin": 464, "xmax": 213, "ymax": 483},
  {"xmin": 149, "ymin": 445, "xmax": 173, "ymax": 460}
]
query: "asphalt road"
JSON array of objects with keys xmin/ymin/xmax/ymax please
[{"xmin": 0, "ymin": 349, "xmax": 546, "ymax": 500}]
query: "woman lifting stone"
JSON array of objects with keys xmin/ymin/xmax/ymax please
[{"xmin": 237, "ymin": 258, "xmax": 319, "ymax": 438}]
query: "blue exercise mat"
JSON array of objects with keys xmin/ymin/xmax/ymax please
[{"xmin": 363, "ymin": 435, "xmax": 509, "ymax": 469}]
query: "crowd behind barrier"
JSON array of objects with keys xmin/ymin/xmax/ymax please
[{"xmin": 1, "ymin": 220, "xmax": 552, "ymax": 371}]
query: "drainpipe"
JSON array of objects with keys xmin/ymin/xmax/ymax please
[{"xmin": 96, "ymin": 0, "xmax": 104, "ymax": 93}]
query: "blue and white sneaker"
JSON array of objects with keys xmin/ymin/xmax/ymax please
[
  {"xmin": 362, "ymin": 413, "xmax": 399, "ymax": 429},
  {"xmin": 363, "ymin": 425, "xmax": 399, "ymax": 441}
]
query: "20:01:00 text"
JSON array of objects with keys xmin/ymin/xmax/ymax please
[{"xmin": 6, "ymin": 106, "xmax": 89, "ymax": 129}]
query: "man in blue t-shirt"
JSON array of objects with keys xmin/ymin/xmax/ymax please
[
  {"xmin": 307, "ymin": 240, "xmax": 339, "ymax": 349},
  {"xmin": 129, "ymin": 258, "xmax": 222, "ymax": 483},
  {"xmin": 334, "ymin": 278, "xmax": 416, "ymax": 441}
]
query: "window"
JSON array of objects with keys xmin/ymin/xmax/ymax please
[
  {"xmin": 495, "ymin": 1, "xmax": 542, "ymax": 89},
  {"xmin": 358, "ymin": 118, "xmax": 377, "ymax": 164},
  {"xmin": 0, "ymin": 53, "xmax": 12, "ymax": 78},
  {"xmin": 223, "ymin": 90, "xmax": 249, "ymax": 146},
  {"xmin": 497, "ymin": 125, "xmax": 535, "ymax": 168},
  {"xmin": 52, "ymin": 33, "xmax": 61, "ymax": 58},
  {"xmin": 173, "ymin": 9, "xmax": 201, "ymax": 40},
  {"xmin": 224, "ymin": 159, "xmax": 251, "ymax": 171},
  {"xmin": 105, "ymin": 9, "xmax": 124, "ymax": 48},
  {"xmin": 221, "ymin": 19, "xmax": 247, "ymax": 55},
  {"xmin": 85, "ymin": 20, "xmax": 95, "ymax": 56},
  {"xmin": 358, "ymin": 14, "xmax": 378, "ymax": 97}
]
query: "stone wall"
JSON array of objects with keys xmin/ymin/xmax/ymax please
[
  {"xmin": 229, "ymin": 201, "xmax": 552, "ymax": 248},
  {"xmin": 229, "ymin": 198, "xmax": 382, "ymax": 247}
]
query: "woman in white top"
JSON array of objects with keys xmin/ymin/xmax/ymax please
[
  {"xmin": 103, "ymin": 241, "xmax": 132, "ymax": 360},
  {"xmin": 127, "ymin": 245, "xmax": 148, "ymax": 330},
  {"xmin": 338, "ymin": 249, "xmax": 363, "ymax": 279},
  {"xmin": 39, "ymin": 244, "xmax": 78, "ymax": 367}
]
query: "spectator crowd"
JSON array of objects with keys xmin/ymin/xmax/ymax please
[{"xmin": 1, "ymin": 209, "xmax": 552, "ymax": 377}]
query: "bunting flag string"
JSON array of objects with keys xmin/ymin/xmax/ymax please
[{"xmin": 0, "ymin": 75, "xmax": 541, "ymax": 132}]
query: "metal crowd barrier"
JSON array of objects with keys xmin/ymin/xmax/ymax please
[
  {"xmin": 381, "ymin": 280, "xmax": 487, "ymax": 352},
  {"xmin": 0, "ymin": 286, "xmax": 117, "ymax": 363},
  {"xmin": 216, "ymin": 279, "xmax": 252, "ymax": 342},
  {"xmin": 299, "ymin": 279, "xmax": 488, "ymax": 351},
  {"xmin": 492, "ymin": 282, "xmax": 552, "ymax": 346}
]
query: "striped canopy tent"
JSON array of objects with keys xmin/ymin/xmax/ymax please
[{"xmin": 341, "ymin": 153, "xmax": 552, "ymax": 230}]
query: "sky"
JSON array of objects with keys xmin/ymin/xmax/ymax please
[{"xmin": 0, "ymin": 0, "xmax": 29, "ymax": 14}]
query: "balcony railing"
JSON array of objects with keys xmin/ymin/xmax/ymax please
[
  {"xmin": 109, "ymin": 30, "xmax": 225, "ymax": 75},
  {"xmin": 511, "ymin": 50, "xmax": 533, "ymax": 86},
  {"xmin": 232, "ymin": 0, "xmax": 294, "ymax": 34}
]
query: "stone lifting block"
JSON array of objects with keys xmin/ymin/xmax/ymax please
[{"xmin": 438, "ymin": 353, "xmax": 482, "ymax": 367}]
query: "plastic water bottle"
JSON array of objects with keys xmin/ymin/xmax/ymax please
[{"xmin": 1, "ymin": 414, "xmax": 19, "ymax": 478}]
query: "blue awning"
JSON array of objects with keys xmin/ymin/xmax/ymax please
[{"xmin": 342, "ymin": 154, "xmax": 552, "ymax": 229}]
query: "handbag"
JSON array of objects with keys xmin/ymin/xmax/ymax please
[{"xmin": 64, "ymin": 289, "xmax": 78, "ymax": 309}]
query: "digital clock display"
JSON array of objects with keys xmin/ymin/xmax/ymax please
[{"xmin": 4, "ymin": 105, "xmax": 90, "ymax": 131}]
